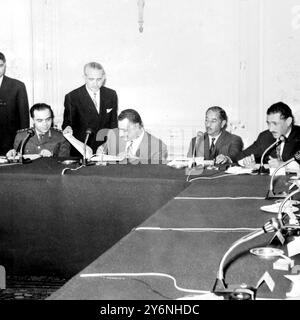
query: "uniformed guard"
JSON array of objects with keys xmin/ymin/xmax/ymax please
[{"xmin": 6, "ymin": 103, "xmax": 70, "ymax": 159}]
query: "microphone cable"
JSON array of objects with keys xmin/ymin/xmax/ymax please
[
  {"xmin": 80, "ymin": 272, "xmax": 210, "ymax": 295},
  {"xmin": 187, "ymin": 172, "xmax": 238, "ymax": 182},
  {"xmin": 134, "ymin": 227, "xmax": 260, "ymax": 233},
  {"xmin": 60, "ymin": 153, "xmax": 100, "ymax": 175},
  {"xmin": 175, "ymin": 196, "xmax": 265, "ymax": 200},
  {"xmin": 61, "ymin": 165, "xmax": 84, "ymax": 175}
]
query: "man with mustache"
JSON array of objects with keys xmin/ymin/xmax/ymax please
[
  {"xmin": 6, "ymin": 103, "xmax": 70, "ymax": 158},
  {"xmin": 187, "ymin": 106, "xmax": 243, "ymax": 165},
  {"xmin": 237, "ymin": 102, "xmax": 300, "ymax": 168}
]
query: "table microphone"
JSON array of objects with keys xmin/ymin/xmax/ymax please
[
  {"xmin": 212, "ymin": 217, "xmax": 281, "ymax": 299},
  {"xmin": 266, "ymin": 150, "xmax": 300, "ymax": 200},
  {"xmin": 19, "ymin": 128, "xmax": 35, "ymax": 164},
  {"xmin": 267, "ymin": 187, "xmax": 300, "ymax": 246},
  {"xmin": 191, "ymin": 131, "xmax": 203, "ymax": 168},
  {"xmin": 277, "ymin": 187, "xmax": 300, "ymax": 222},
  {"xmin": 257, "ymin": 135, "xmax": 285, "ymax": 175},
  {"xmin": 82, "ymin": 128, "xmax": 92, "ymax": 166}
]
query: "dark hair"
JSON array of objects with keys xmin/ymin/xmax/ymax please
[
  {"xmin": 0, "ymin": 52, "xmax": 6, "ymax": 63},
  {"xmin": 267, "ymin": 102, "xmax": 294, "ymax": 125},
  {"xmin": 118, "ymin": 109, "xmax": 143, "ymax": 127},
  {"xmin": 206, "ymin": 106, "xmax": 228, "ymax": 129},
  {"xmin": 30, "ymin": 103, "xmax": 54, "ymax": 119}
]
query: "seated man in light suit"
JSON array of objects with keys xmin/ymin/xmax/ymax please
[
  {"xmin": 187, "ymin": 106, "xmax": 243, "ymax": 164},
  {"xmin": 237, "ymin": 102, "xmax": 300, "ymax": 168},
  {"xmin": 63, "ymin": 109, "xmax": 168, "ymax": 164},
  {"xmin": 97, "ymin": 109, "xmax": 168, "ymax": 164}
]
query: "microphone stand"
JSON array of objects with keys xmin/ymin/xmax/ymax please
[
  {"xmin": 268, "ymin": 187, "xmax": 300, "ymax": 246},
  {"xmin": 186, "ymin": 132, "xmax": 204, "ymax": 176},
  {"xmin": 212, "ymin": 218, "xmax": 281, "ymax": 299},
  {"xmin": 19, "ymin": 129, "xmax": 35, "ymax": 164},
  {"xmin": 265, "ymin": 157, "xmax": 297, "ymax": 200},
  {"xmin": 257, "ymin": 136, "xmax": 285, "ymax": 175},
  {"xmin": 277, "ymin": 187, "xmax": 300, "ymax": 222},
  {"xmin": 82, "ymin": 129, "xmax": 92, "ymax": 166},
  {"xmin": 191, "ymin": 135, "xmax": 199, "ymax": 168}
]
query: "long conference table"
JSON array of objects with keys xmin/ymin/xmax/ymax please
[
  {"xmin": 45, "ymin": 163, "xmax": 300, "ymax": 300},
  {"xmin": 0, "ymin": 157, "xmax": 299, "ymax": 300}
]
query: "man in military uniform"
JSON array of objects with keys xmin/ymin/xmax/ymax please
[{"xmin": 6, "ymin": 103, "xmax": 70, "ymax": 159}]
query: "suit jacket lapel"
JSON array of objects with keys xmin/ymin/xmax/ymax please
[
  {"xmin": 136, "ymin": 131, "xmax": 147, "ymax": 159},
  {"xmin": 203, "ymin": 133, "xmax": 210, "ymax": 159},
  {"xmin": 0, "ymin": 76, "xmax": 9, "ymax": 95},
  {"xmin": 81, "ymin": 86, "xmax": 100, "ymax": 117},
  {"xmin": 214, "ymin": 130, "xmax": 226, "ymax": 153},
  {"xmin": 283, "ymin": 126, "xmax": 298, "ymax": 160},
  {"xmin": 100, "ymin": 87, "xmax": 105, "ymax": 114}
]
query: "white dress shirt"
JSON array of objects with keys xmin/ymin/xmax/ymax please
[
  {"xmin": 125, "ymin": 129, "xmax": 145, "ymax": 157},
  {"xmin": 208, "ymin": 132, "xmax": 221, "ymax": 148}
]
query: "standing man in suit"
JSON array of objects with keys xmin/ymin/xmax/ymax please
[
  {"xmin": 237, "ymin": 102, "xmax": 300, "ymax": 168},
  {"xmin": 96, "ymin": 109, "xmax": 168, "ymax": 164},
  {"xmin": 0, "ymin": 52, "xmax": 29, "ymax": 155},
  {"xmin": 187, "ymin": 106, "xmax": 243, "ymax": 164},
  {"xmin": 62, "ymin": 62, "xmax": 118, "ymax": 156}
]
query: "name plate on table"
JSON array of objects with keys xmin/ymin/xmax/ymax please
[
  {"xmin": 167, "ymin": 157, "xmax": 214, "ymax": 169},
  {"xmin": 0, "ymin": 156, "xmax": 8, "ymax": 164},
  {"xmin": 2, "ymin": 154, "xmax": 41, "ymax": 163},
  {"xmin": 89, "ymin": 154, "xmax": 125, "ymax": 162},
  {"xmin": 9, "ymin": 154, "xmax": 42, "ymax": 161}
]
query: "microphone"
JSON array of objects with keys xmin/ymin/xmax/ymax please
[
  {"xmin": 266, "ymin": 150, "xmax": 300, "ymax": 200},
  {"xmin": 19, "ymin": 128, "xmax": 35, "ymax": 164},
  {"xmin": 267, "ymin": 187, "xmax": 300, "ymax": 247},
  {"xmin": 277, "ymin": 187, "xmax": 300, "ymax": 222},
  {"xmin": 82, "ymin": 128, "xmax": 92, "ymax": 166},
  {"xmin": 258, "ymin": 135, "xmax": 285, "ymax": 175},
  {"xmin": 191, "ymin": 131, "xmax": 203, "ymax": 168},
  {"xmin": 212, "ymin": 217, "xmax": 281, "ymax": 299}
]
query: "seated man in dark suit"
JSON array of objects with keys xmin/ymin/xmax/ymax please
[
  {"xmin": 97, "ymin": 109, "xmax": 168, "ymax": 164},
  {"xmin": 6, "ymin": 103, "xmax": 70, "ymax": 159},
  {"xmin": 62, "ymin": 62, "xmax": 118, "ymax": 156},
  {"xmin": 237, "ymin": 102, "xmax": 300, "ymax": 168},
  {"xmin": 187, "ymin": 106, "xmax": 243, "ymax": 164}
]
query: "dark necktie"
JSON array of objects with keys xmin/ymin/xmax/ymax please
[
  {"xmin": 276, "ymin": 143, "xmax": 282, "ymax": 161},
  {"xmin": 38, "ymin": 134, "xmax": 44, "ymax": 142},
  {"xmin": 92, "ymin": 93, "xmax": 99, "ymax": 113},
  {"xmin": 126, "ymin": 141, "xmax": 134, "ymax": 158},
  {"xmin": 209, "ymin": 137, "xmax": 216, "ymax": 160}
]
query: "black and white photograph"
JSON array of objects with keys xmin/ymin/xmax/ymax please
[{"xmin": 1, "ymin": 0, "xmax": 300, "ymax": 311}]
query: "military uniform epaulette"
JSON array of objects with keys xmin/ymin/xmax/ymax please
[{"xmin": 16, "ymin": 127, "xmax": 33, "ymax": 133}]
